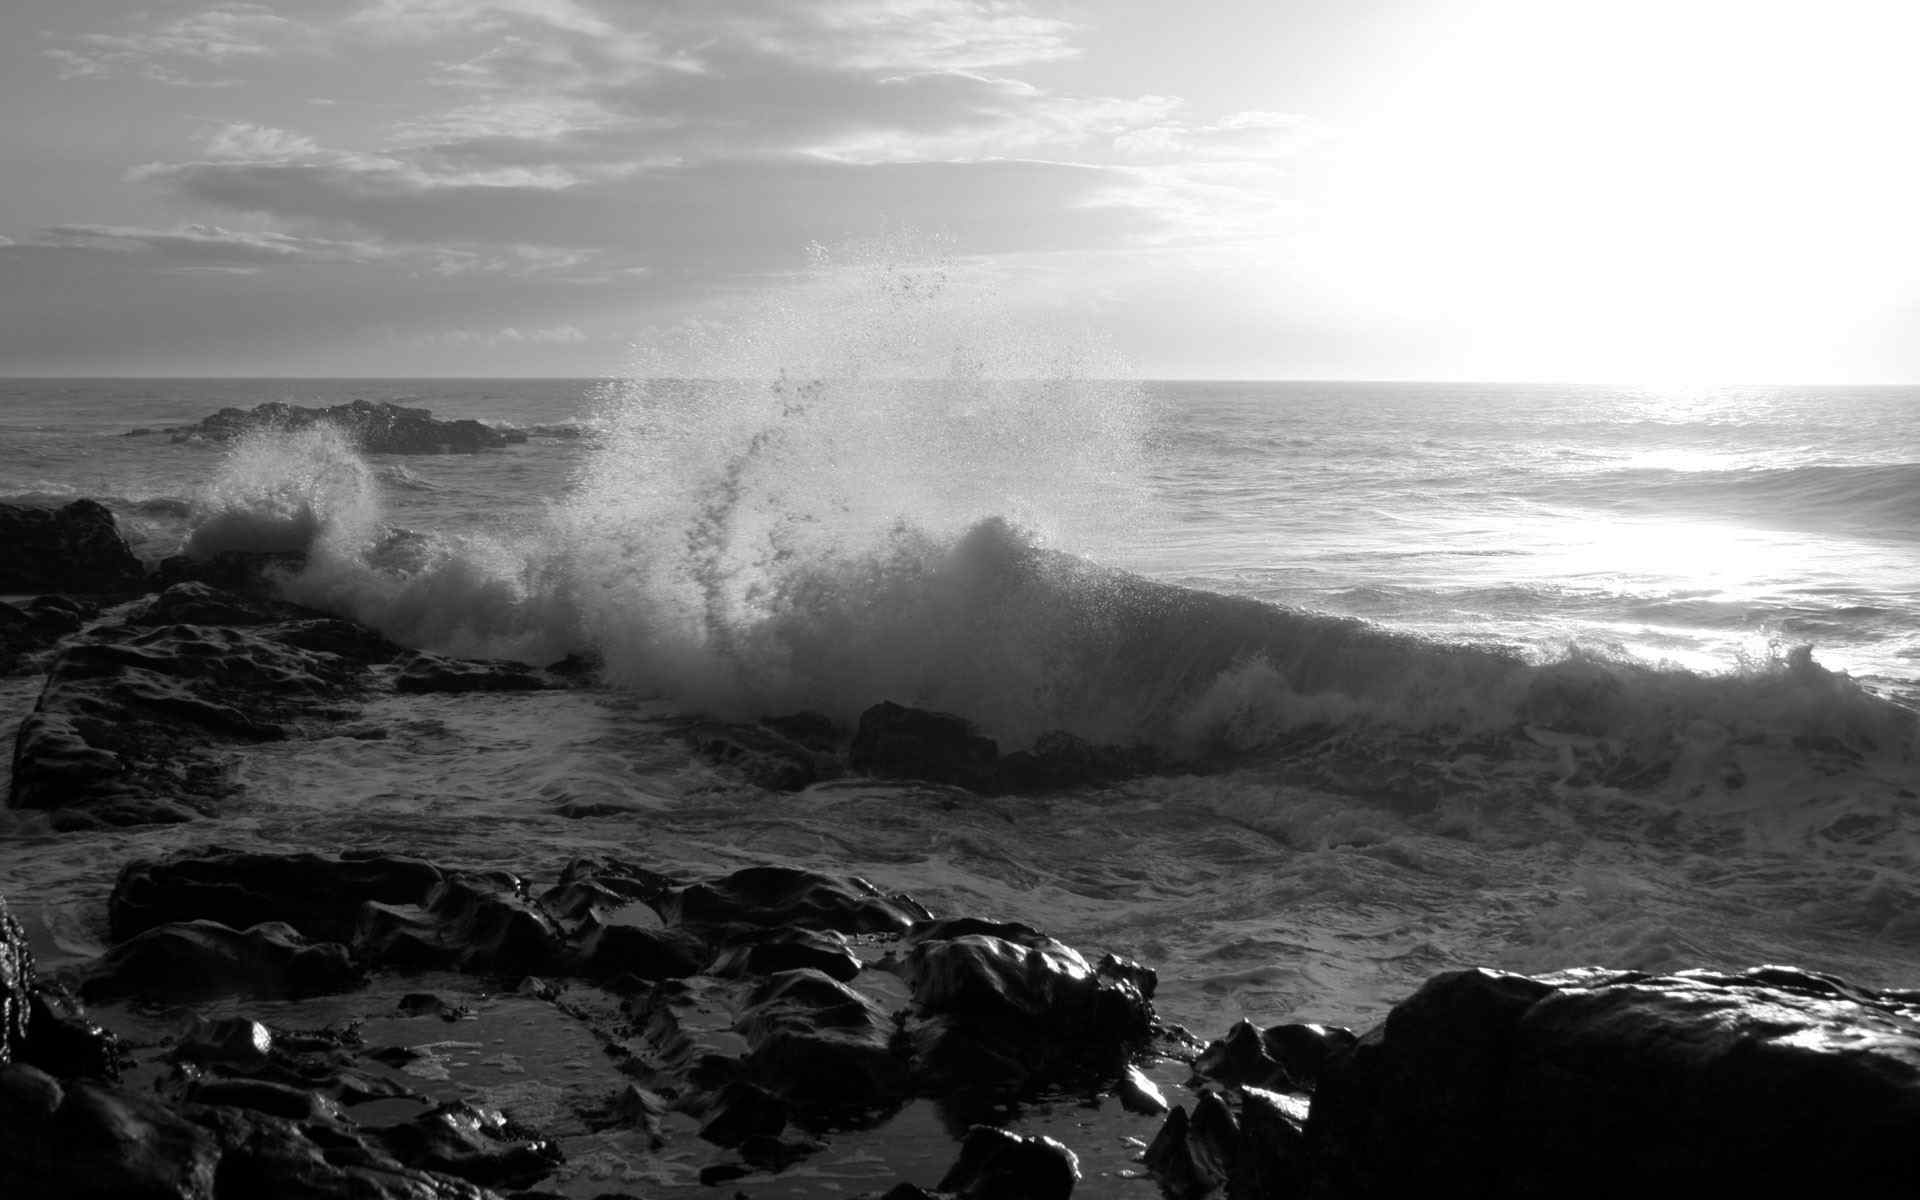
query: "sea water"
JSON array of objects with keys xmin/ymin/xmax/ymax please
[{"xmin": 3, "ymin": 256, "xmax": 1919, "ymax": 1094}]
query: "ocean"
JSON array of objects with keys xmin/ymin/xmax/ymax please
[{"xmin": 3, "ymin": 355, "xmax": 1919, "ymax": 1190}]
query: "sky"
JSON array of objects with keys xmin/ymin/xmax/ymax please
[{"xmin": 2, "ymin": 0, "xmax": 1918, "ymax": 381}]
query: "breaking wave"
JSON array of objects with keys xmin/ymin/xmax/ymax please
[{"xmin": 174, "ymin": 239, "xmax": 1918, "ymax": 786}]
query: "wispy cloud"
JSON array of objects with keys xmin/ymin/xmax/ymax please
[{"xmin": 43, "ymin": 3, "xmax": 304, "ymax": 86}]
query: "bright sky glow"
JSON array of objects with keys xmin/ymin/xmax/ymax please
[{"xmin": 2, "ymin": 0, "xmax": 1916, "ymax": 380}]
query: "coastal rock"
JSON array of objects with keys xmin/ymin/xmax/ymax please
[
  {"xmin": 164, "ymin": 400, "xmax": 521, "ymax": 454},
  {"xmin": 850, "ymin": 701, "xmax": 999, "ymax": 792},
  {"xmin": 733, "ymin": 968, "xmax": 910, "ymax": 1115},
  {"xmin": 356, "ymin": 871, "xmax": 566, "ymax": 977},
  {"xmin": 0, "ymin": 597, "xmax": 93, "ymax": 676},
  {"xmin": 0, "ymin": 1073, "xmax": 224, "ymax": 1200},
  {"xmin": 77, "ymin": 920, "xmax": 361, "ymax": 1003},
  {"xmin": 0, "ymin": 500, "xmax": 145, "ymax": 595},
  {"xmin": 997, "ymin": 730, "xmax": 1152, "ymax": 794},
  {"xmin": 375, "ymin": 1100, "xmax": 562, "ymax": 1190},
  {"xmin": 110, "ymin": 848, "xmax": 445, "ymax": 943},
  {"xmin": 656, "ymin": 866, "xmax": 928, "ymax": 938},
  {"xmin": 934, "ymin": 1126, "xmax": 1080, "ymax": 1200},
  {"xmin": 150, "ymin": 551, "xmax": 306, "ymax": 599},
  {"xmin": 2, "ymin": 895, "xmax": 123, "ymax": 1080},
  {"xmin": 1191, "ymin": 1018, "xmax": 1355, "ymax": 1094},
  {"xmin": 7, "ymin": 591, "xmax": 400, "ymax": 828},
  {"xmin": 688, "ymin": 721, "xmax": 832, "ymax": 791},
  {"xmin": 900, "ymin": 921, "xmax": 1155, "ymax": 1093},
  {"xmin": 1305, "ymin": 965, "xmax": 1920, "ymax": 1196},
  {"xmin": 710, "ymin": 927, "xmax": 862, "ymax": 983}
]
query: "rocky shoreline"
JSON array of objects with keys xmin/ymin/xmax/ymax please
[{"xmin": 4, "ymin": 498, "xmax": 1920, "ymax": 1197}]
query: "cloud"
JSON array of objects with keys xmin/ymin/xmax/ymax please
[
  {"xmin": 43, "ymin": 4, "xmax": 304, "ymax": 85},
  {"xmin": 15, "ymin": 223, "xmax": 386, "ymax": 265}
]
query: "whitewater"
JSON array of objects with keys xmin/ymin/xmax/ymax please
[{"xmin": 3, "ymin": 253, "xmax": 1920, "ymax": 1191}]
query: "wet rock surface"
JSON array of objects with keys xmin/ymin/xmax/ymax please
[
  {"xmin": 5, "ymin": 585, "xmax": 566, "ymax": 829},
  {"xmin": 162, "ymin": 400, "xmax": 522, "ymax": 454},
  {"xmin": 0, "ymin": 499, "xmax": 146, "ymax": 596},
  {"xmin": 1305, "ymin": 964, "xmax": 1920, "ymax": 1197}
]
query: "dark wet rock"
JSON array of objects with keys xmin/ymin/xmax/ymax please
[
  {"xmin": 185, "ymin": 1076, "xmax": 343, "ymax": 1123},
  {"xmin": 111, "ymin": 847, "xmax": 444, "ymax": 944},
  {"xmin": 1117, "ymin": 1064, "xmax": 1168, "ymax": 1115},
  {"xmin": 1192, "ymin": 1018, "xmax": 1354, "ymax": 1094},
  {"xmin": 174, "ymin": 1016, "xmax": 275, "ymax": 1065},
  {"xmin": 697, "ymin": 1080, "xmax": 790, "ymax": 1147},
  {"xmin": 688, "ymin": 720, "xmax": 832, "ymax": 791},
  {"xmin": 657, "ymin": 866, "xmax": 928, "ymax": 938},
  {"xmin": 186, "ymin": 1102, "xmax": 505, "ymax": 1200},
  {"xmin": 22, "ymin": 983, "xmax": 125, "ymax": 1080},
  {"xmin": 164, "ymin": 400, "xmax": 519, "ymax": 454},
  {"xmin": 710, "ymin": 927, "xmax": 862, "ymax": 984},
  {"xmin": 397, "ymin": 994, "xmax": 474, "ymax": 1022},
  {"xmin": 77, "ymin": 920, "xmax": 361, "ymax": 1004},
  {"xmin": 1305, "ymin": 964, "xmax": 1920, "ymax": 1197},
  {"xmin": 8, "ymin": 594, "xmax": 402, "ymax": 827},
  {"xmin": 356, "ymin": 871, "xmax": 566, "ymax": 977},
  {"xmin": 130, "ymin": 582, "xmax": 302, "ymax": 628},
  {"xmin": 538, "ymin": 857, "xmax": 677, "ymax": 925},
  {"xmin": 567, "ymin": 918, "xmax": 707, "ymax": 983},
  {"xmin": 0, "ymin": 499, "xmax": 145, "ymax": 595},
  {"xmin": 0, "ymin": 597, "xmax": 91, "ymax": 675},
  {"xmin": 900, "ymin": 922, "xmax": 1155, "ymax": 1093},
  {"xmin": 997, "ymin": 730, "xmax": 1153, "ymax": 794},
  {"xmin": 1143, "ymin": 1090, "xmax": 1239, "ymax": 1200},
  {"xmin": 0, "ymin": 1072, "xmax": 224, "ymax": 1200},
  {"xmin": 850, "ymin": 701, "xmax": 999, "ymax": 792},
  {"xmin": 376, "ymin": 1101, "xmax": 562, "ymax": 1190},
  {"xmin": 1231, "ymin": 1087, "xmax": 1311, "ymax": 1200},
  {"xmin": 393, "ymin": 652, "xmax": 550, "ymax": 694},
  {"xmin": 150, "ymin": 550, "xmax": 306, "ymax": 599},
  {"xmin": 3, "ymin": 896, "xmax": 123, "ymax": 1079},
  {"xmin": 734, "ymin": 968, "xmax": 910, "ymax": 1115},
  {"xmin": 934, "ymin": 1125, "xmax": 1080, "ymax": 1200}
]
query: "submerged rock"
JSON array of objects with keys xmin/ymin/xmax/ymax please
[
  {"xmin": 1305, "ymin": 964, "xmax": 1920, "ymax": 1197},
  {"xmin": 164, "ymin": 399, "xmax": 521, "ymax": 454},
  {"xmin": 0, "ymin": 500, "xmax": 145, "ymax": 595},
  {"xmin": 393, "ymin": 652, "xmax": 550, "ymax": 694}
]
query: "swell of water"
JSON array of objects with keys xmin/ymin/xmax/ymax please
[{"xmin": 163, "ymin": 241, "xmax": 1917, "ymax": 780}]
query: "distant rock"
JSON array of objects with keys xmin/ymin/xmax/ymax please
[
  {"xmin": 162, "ymin": 399, "xmax": 524, "ymax": 454},
  {"xmin": 0, "ymin": 500, "xmax": 145, "ymax": 595},
  {"xmin": 850, "ymin": 701, "xmax": 999, "ymax": 792}
]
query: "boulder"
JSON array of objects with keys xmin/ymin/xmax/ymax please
[
  {"xmin": 163, "ymin": 400, "xmax": 519, "ymax": 454},
  {"xmin": 0, "ymin": 500, "xmax": 145, "ymax": 595},
  {"xmin": 733, "ymin": 968, "xmax": 911, "ymax": 1115},
  {"xmin": 1305, "ymin": 965, "xmax": 1920, "ymax": 1197},
  {"xmin": 850, "ymin": 701, "xmax": 999, "ymax": 792},
  {"xmin": 900, "ymin": 922, "xmax": 1155, "ymax": 1093},
  {"xmin": 934, "ymin": 1126, "xmax": 1080, "ymax": 1200},
  {"xmin": 687, "ymin": 721, "xmax": 831, "ymax": 791}
]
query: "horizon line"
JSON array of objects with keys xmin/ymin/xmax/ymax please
[{"xmin": 5, "ymin": 373, "xmax": 1920, "ymax": 389}]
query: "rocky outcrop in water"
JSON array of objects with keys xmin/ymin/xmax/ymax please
[
  {"xmin": 0, "ymin": 500, "xmax": 145, "ymax": 595},
  {"xmin": 163, "ymin": 400, "xmax": 523, "ymax": 454},
  {"xmin": 6, "ymin": 584, "xmax": 570, "ymax": 830},
  {"xmin": 7, "ymin": 585, "xmax": 399, "ymax": 828}
]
